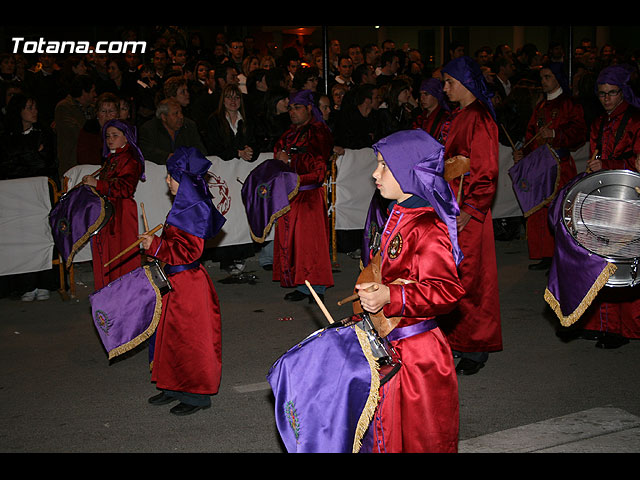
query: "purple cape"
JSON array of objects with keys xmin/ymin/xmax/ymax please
[
  {"xmin": 441, "ymin": 55, "xmax": 496, "ymax": 121},
  {"xmin": 372, "ymin": 129, "xmax": 463, "ymax": 266},
  {"xmin": 89, "ymin": 265, "xmax": 162, "ymax": 359},
  {"xmin": 241, "ymin": 158, "xmax": 300, "ymax": 242},
  {"xmin": 508, "ymin": 144, "xmax": 561, "ymax": 217},
  {"xmin": 166, "ymin": 146, "xmax": 226, "ymax": 239},
  {"xmin": 267, "ymin": 324, "xmax": 381, "ymax": 453},
  {"xmin": 49, "ymin": 184, "xmax": 112, "ymax": 268},
  {"xmin": 545, "ymin": 173, "xmax": 617, "ymax": 326}
]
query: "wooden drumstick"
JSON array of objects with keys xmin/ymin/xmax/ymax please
[
  {"xmin": 90, "ymin": 166, "xmax": 104, "ymax": 178},
  {"xmin": 521, "ymin": 121, "xmax": 552, "ymax": 150},
  {"xmin": 585, "ymin": 149, "xmax": 598, "ymax": 174},
  {"xmin": 500, "ymin": 123, "xmax": 516, "ymax": 151},
  {"xmin": 104, "ymin": 224, "xmax": 163, "ymax": 267},
  {"xmin": 140, "ymin": 202, "xmax": 150, "ymax": 231},
  {"xmin": 305, "ymin": 280, "xmax": 335, "ymax": 324}
]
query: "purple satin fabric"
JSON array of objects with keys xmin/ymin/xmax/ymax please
[
  {"xmin": 267, "ymin": 325, "xmax": 375, "ymax": 453},
  {"xmin": 361, "ymin": 192, "xmax": 389, "ymax": 267},
  {"xmin": 166, "ymin": 147, "xmax": 226, "ymax": 239},
  {"xmin": 89, "ymin": 266, "xmax": 161, "ymax": 359},
  {"xmin": 508, "ymin": 144, "xmax": 560, "ymax": 216},
  {"xmin": 372, "ymin": 129, "xmax": 462, "ymax": 265},
  {"xmin": 49, "ymin": 185, "xmax": 110, "ymax": 265},
  {"xmin": 241, "ymin": 158, "xmax": 300, "ymax": 241},
  {"xmin": 547, "ymin": 173, "xmax": 610, "ymax": 318}
]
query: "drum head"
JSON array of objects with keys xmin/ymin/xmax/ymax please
[{"xmin": 562, "ymin": 170, "xmax": 640, "ymax": 261}]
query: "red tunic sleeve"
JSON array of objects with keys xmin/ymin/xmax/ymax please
[
  {"xmin": 381, "ymin": 209, "xmax": 465, "ymax": 323},
  {"xmin": 147, "ymin": 224, "xmax": 204, "ymax": 265},
  {"xmin": 95, "ymin": 147, "xmax": 142, "ymax": 199}
]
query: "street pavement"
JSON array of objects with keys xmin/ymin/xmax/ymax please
[{"xmin": 1, "ymin": 235, "xmax": 639, "ymax": 454}]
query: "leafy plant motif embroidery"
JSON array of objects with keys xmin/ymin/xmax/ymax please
[{"xmin": 285, "ymin": 400, "xmax": 300, "ymax": 441}]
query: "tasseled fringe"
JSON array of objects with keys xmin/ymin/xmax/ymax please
[
  {"xmin": 523, "ymin": 147, "xmax": 562, "ymax": 218},
  {"xmin": 249, "ymin": 179, "xmax": 300, "ymax": 243},
  {"xmin": 106, "ymin": 265, "xmax": 163, "ymax": 360},
  {"xmin": 352, "ymin": 326, "xmax": 381, "ymax": 453},
  {"xmin": 65, "ymin": 186, "xmax": 107, "ymax": 269},
  {"xmin": 544, "ymin": 262, "xmax": 617, "ymax": 327}
]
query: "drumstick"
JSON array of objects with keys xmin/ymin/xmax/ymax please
[
  {"xmin": 305, "ymin": 280, "xmax": 336, "ymax": 324},
  {"xmin": 140, "ymin": 202, "xmax": 150, "ymax": 231},
  {"xmin": 585, "ymin": 149, "xmax": 598, "ymax": 174},
  {"xmin": 337, "ymin": 285, "xmax": 378, "ymax": 306},
  {"xmin": 500, "ymin": 123, "xmax": 516, "ymax": 150},
  {"xmin": 521, "ymin": 121, "xmax": 553, "ymax": 150},
  {"xmin": 457, "ymin": 174, "xmax": 464, "ymax": 205},
  {"xmin": 90, "ymin": 166, "xmax": 104, "ymax": 178},
  {"xmin": 104, "ymin": 224, "xmax": 163, "ymax": 267}
]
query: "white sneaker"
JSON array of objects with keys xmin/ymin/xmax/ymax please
[
  {"xmin": 21, "ymin": 289, "xmax": 37, "ymax": 302},
  {"xmin": 36, "ymin": 289, "xmax": 50, "ymax": 301}
]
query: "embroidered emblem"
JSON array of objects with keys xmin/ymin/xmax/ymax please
[
  {"xmin": 518, "ymin": 178, "xmax": 530, "ymax": 192},
  {"xmin": 94, "ymin": 310, "xmax": 112, "ymax": 334},
  {"xmin": 207, "ymin": 171, "xmax": 231, "ymax": 215},
  {"xmin": 284, "ymin": 400, "xmax": 301, "ymax": 441},
  {"xmin": 387, "ymin": 233, "xmax": 403, "ymax": 259},
  {"xmin": 56, "ymin": 217, "xmax": 71, "ymax": 236},
  {"xmin": 257, "ymin": 183, "xmax": 270, "ymax": 199}
]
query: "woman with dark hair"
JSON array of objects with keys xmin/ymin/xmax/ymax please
[
  {"xmin": 376, "ymin": 77, "xmax": 417, "ymax": 138},
  {"xmin": 202, "ymin": 83, "xmax": 258, "ymax": 162},
  {"xmin": 0, "ymin": 92, "xmax": 57, "ymax": 301},
  {"xmin": 202, "ymin": 83, "xmax": 258, "ymax": 275},
  {"xmin": 254, "ymin": 85, "xmax": 291, "ymax": 153}
]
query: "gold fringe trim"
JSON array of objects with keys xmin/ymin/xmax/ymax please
[
  {"xmin": 249, "ymin": 178, "xmax": 300, "ymax": 243},
  {"xmin": 523, "ymin": 145, "xmax": 562, "ymax": 218},
  {"xmin": 65, "ymin": 186, "xmax": 108, "ymax": 269},
  {"xmin": 544, "ymin": 262, "xmax": 617, "ymax": 327},
  {"xmin": 352, "ymin": 325, "xmax": 382, "ymax": 453},
  {"xmin": 106, "ymin": 265, "xmax": 163, "ymax": 360}
]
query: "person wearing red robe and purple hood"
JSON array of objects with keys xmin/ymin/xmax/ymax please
[
  {"xmin": 437, "ymin": 55, "xmax": 503, "ymax": 375},
  {"xmin": 140, "ymin": 146, "xmax": 226, "ymax": 416},
  {"xmin": 355, "ymin": 128, "xmax": 465, "ymax": 452}
]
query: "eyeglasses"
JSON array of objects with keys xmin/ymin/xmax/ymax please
[{"xmin": 598, "ymin": 89, "xmax": 621, "ymax": 98}]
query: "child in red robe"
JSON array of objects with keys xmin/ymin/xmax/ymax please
[
  {"xmin": 139, "ymin": 147, "xmax": 226, "ymax": 416},
  {"xmin": 356, "ymin": 129, "xmax": 465, "ymax": 453}
]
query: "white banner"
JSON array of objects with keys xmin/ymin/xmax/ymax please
[
  {"xmin": 0, "ymin": 176, "xmax": 54, "ymax": 276},
  {"xmin": 334, "ymin": 148, "xmax": 378, "ymax": 230}
]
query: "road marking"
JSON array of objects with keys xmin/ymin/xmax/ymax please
[
  {"xmin": 234, "ymin": 381, "xmax": 271, "ymax": 393},
  {"xmin": 458, "ymin": 407, "xmax": 640, "ymax": 453}
]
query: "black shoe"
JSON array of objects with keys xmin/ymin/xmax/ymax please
[
  {"xmin": 148, "ymin": 392, "xmax": 177, "ymax": 406},
  {"xmin": 262, "ymin": 264, "xmax": 272, "ymax": 271},
  {"xmin": 284, "ymin": 290, "xmax": 309, "ymax": 302},
  {"xmin": 170, "ymin": 402, "xmax": 210, "ymax": 416},
  {"xmin": 595, "ymin": 333, "xmax": 629, "ymax": 349},
  {"xmin": 528, "ymin": 258, "xmax": 552, "ymax": 271},
  {"xmin": 455, "ymin": 358, "xmax": 485, "ymax": 375}
]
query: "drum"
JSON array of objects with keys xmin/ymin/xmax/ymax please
[
  {"xmin": 49, "ymin": 184, "xmax": 113, "ymax": 268},
  {"xmin": 90, "ymin": 263, "xmax": 170, "ymax": 360},
  {"xmin": 508, "ymin": 144, "xmax": 561, "ymax": 217},
  {"xmin": 241, "ymin": 158, "xmax": 300, "ymax": 242},
  {"xmin": 267, "ymin": 316, "xmax": 400, "ymax": 453},
  {"xmin": 562, "ymin": 169, "xmax": 640, "ymax": 287}
]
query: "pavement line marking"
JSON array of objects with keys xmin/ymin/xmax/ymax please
[
  {"xmin": 458, "ymin": 406, "xmax": 640, "ymax": 453},
  {"xmin": 234, "ymin": 382, "xmax": 272, "ymax": 393}
]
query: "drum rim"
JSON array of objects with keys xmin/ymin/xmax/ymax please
[{"xmin": 562, "ymin": 169, "xmax": 640, "ymax": 262}]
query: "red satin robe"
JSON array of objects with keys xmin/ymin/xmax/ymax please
[
  {"xmin": 522, "ymin": 93, "xmax": 587, "ymax": 259},
  {"xmin": 580, "ymin": 101, "xmax": 640, "ymax": 339},
  {"xmin": 364, "ymin": 205, "xmax": 465, "ymax": 453},
  {"xmin": 272, "ymin": 119, "xmax": 334, "ymax": 288},
  {"xmin": 439, "ymin": 100, "xmax": 502, "ymax": 353},
  {"xmin": 411, "ymin": 105, "xmax": 449, "ymax": 139},
  {"xmin": 91, "ymin": 143, "xmax": 142, "ymax": 290},
  {"xmin": 147, "ymin": 224, "xmax": 222, "ymax": 394}
]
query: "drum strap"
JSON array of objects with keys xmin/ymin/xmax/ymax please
[
  {"xmin": 596, "ymin": 109, "xmax": 632, "ymax": 161},
  {"xmin": 298, "ymin": 183, "xmax": 322, "ymax": 191},
  {"xmin": 386, "ymin": 319, "xmax": 437, "ymax": 342},
  {"xmin": 164, "ymin": 260, "xmax": 200, "ymax": 275}
]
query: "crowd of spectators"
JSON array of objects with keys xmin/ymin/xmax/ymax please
[{"xmin": 0, "ymin": 26, "xmax": 638, "ymax": 297}]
